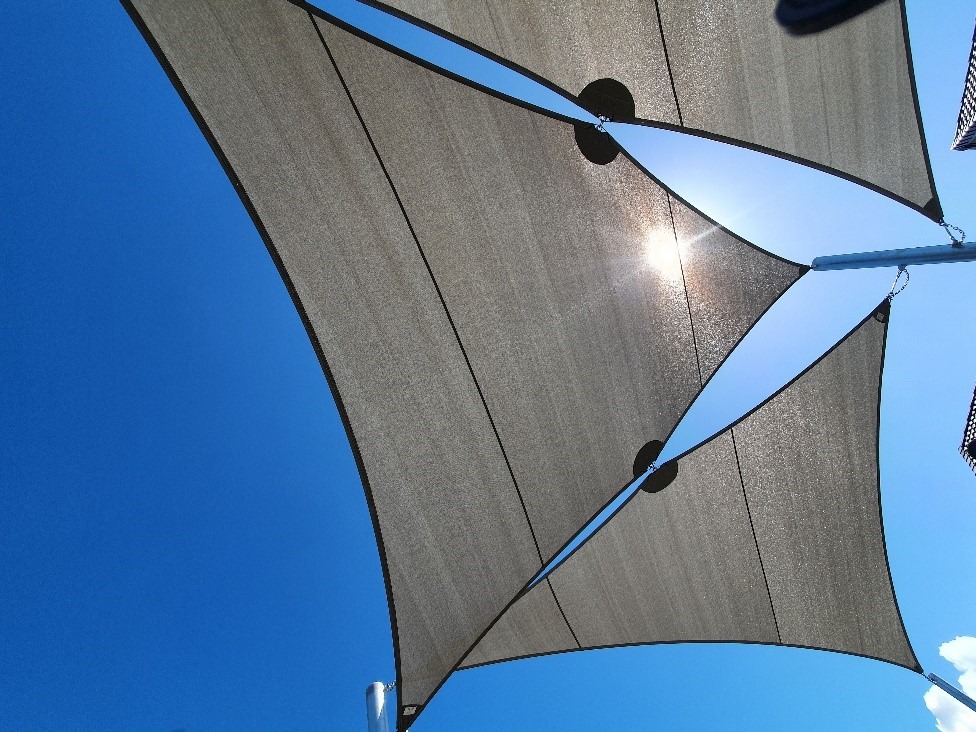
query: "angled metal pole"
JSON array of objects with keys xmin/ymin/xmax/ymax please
[
  {"xmin": 366, "ymin": 682, "xmax": 391, "ymax": 732},
  {"xmin": 811, "ymin": 242, "xmax": 976, "ymax": 271},
  {"xmin": 928, "ymin": 673, "xmax": 976, "ymax": 715}
]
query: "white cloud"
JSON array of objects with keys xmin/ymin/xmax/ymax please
[{"xmin": 925, "ymin": 636, "xmax": 976, "ymax": 732}]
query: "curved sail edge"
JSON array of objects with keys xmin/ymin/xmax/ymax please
[
  {"xmin": 360, "ymin": 0, "xmax": 942, "ymax": 221},
  {"xmin": 460, "ymin": 302, "xmax": 921, "ymax": 681},
  {"xmin": 123, "ymin": 1, "xmax": 807, "ymax": 729}
]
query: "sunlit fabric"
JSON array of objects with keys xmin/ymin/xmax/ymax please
[
  {"xmin": 377, "ymin": 0, "xmax": 941, "ymax": 218},
  {"xmin": 461, "ymin": 305, "xmax": 919, "ymax": 675},
  {"xmin": 124, "ymin": 1, "xmax": 798, "ymax": 728}
]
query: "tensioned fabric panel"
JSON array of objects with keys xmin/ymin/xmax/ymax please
[
  {"xmin": 125, "ymin": 0, "xmax": 541, "ymax": 720},
  {"xmin": 375, "ymin": 0, "xmax": 941, "ymax": 218},
  {"xmin": 320, "ymin": 16, "xmax": 801, "ymax": 718},
  {"xmin": 669, "ymin": 200, "xmax": 801, "ymax": 381},
  {"xmin": 459, "ymin": 578, "xmax": 580, "ymax": 669},
  {"xmin": 363, "ymin": 0, "xmax": 681, "ymax": 125},
  {"xmin": 324, "ymin": 9, "xmax": 693, "ymax": 561},
  {"xmin": 126, "ymin": 1, "xmax": 800, "ymax": 726},
  {"xmin": 460, "ymin": 432, "xmax": 779, "ymax": 668},
  {"xmin": 657, "ymin": 0, "xmax": 938, "ymax": 218},
  {"xmin": 732, "ymin": 308, "xmax": 912, "ymax": 662},
  {"xmin": 460, "ymin": 306, "xmax": 918, "ymax": 673},
  {"xmin": 318, "ymin": 19, "xmax": 800, "ymax": 562}
]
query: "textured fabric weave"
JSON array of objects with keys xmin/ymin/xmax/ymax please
[
  {"xmin": 461, "ymin": 308, "xmax": 919, "ymax": 677},
  {"xmin": 125, "ymin": 1, "xmax": 802, "ymax": 727},
  {"xmin": 379, "ymin": 0, "xmax": 941, "ymax": 217}
]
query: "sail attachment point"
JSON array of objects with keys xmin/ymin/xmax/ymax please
[
  {"xmin": 632, "ymin": 439, "xmax": 679, "ymax": 494},
  {"xmin": 574, "ymin": 78, "xmax": 634, "ymax": 164}
]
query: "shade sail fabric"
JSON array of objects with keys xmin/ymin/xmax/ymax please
[
  {"xmin": 124, "ymin": 1, "xmax": 799, "ymax": 727},
  {"xmin": 461, "ymin": 305, "xmax": 919, "ymax": 675},
  {"xmin": 374, "ymin": 0, "xmax": 941, "ymax": 219},
  {"xmin": 315, "ymin": 20, "xmax": 801, "ymax": 564}
]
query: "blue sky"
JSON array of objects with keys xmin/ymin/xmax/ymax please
[{"xmin": 1, "ymin": 1, "xmax": 974, "ymax": 730}]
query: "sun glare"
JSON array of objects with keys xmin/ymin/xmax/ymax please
[{"xmin": 643, "ymin": 228, "xmax": 685, "ymax": 282}]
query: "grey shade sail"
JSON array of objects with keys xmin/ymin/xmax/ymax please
[
  {"xmin": 122, "ymin": 1, "xmax": 799, "ymax": 728},
  {"xmin": 460, "ymin": 304, "xmax": 920, "ymax": 676},
  {"xmin": 371, "ymin": 0, "xmax": 942, "ymax": 219}
]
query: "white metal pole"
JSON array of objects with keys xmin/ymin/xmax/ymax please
[
  {"xmin": 928, "ymin": 673, "xmax": 976, "ymax": 715},
  {"xmin": 810, "ymin": 241, "xmax": 976, "ymax": 271},
  {"xmin": 366, "ymin": 682, "xmax": 390, "ymax": 732}
]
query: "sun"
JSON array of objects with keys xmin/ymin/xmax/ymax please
[{"xmin": 643, "ymin": 228, "xmax": 685, "ymax": 283}]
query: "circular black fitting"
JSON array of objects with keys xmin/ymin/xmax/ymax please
[
  {"xmin": 632, "ymin": 439, "xmax": 679, "ymax": 494},
  {"xmin": 574, "ymin": 78, "xmax": 635, "ymax": 165}
]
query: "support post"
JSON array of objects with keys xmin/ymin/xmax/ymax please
[
  {"xmin": 811, "ymin": 242, "xmax": 976, "ymax": 271},
  {"xmin": 928, "ymin": 673, "xmax": 976, "ymax": 715},
  {"xmin": 366, "ymin": 681, "xmax": 390, "ymax": 732}
]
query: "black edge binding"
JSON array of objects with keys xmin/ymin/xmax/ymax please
[
  {"xmin": 870, "ymin": 299, "xmax": 924, "ymax": 672},
  {"xmin": 287, "ymin": 0, "xmax": 588, "ymax": 127},
  {"xmin": 118, "ymin": 0, "xmax": 410, "ymax": 725},
  {"xmin": 304, "ymin": 15, "xmax": 550, "ymax": 731},
  {"xmin": 287, "ymin": 5, "xmax": 811, "ymax": 728},
  {"xmin": 137, "ymin": 1, "xmax": 925, "ymax": 725},
  {"xmin": 459, "ymin": 299, "xmax": 923, "ymax": 677},
  {"xmin": 296, "ymin": 0, "xmax": 944, "ymax": 221}
]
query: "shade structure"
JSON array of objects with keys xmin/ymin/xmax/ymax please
[
  {"xmin": 960, "ymin": 386, "xmax": 976, "ymax": 474},
  {"xmin": 123, "ymin": 1, "xmax": 803, "ymax": 727},
  {"xmin": 370, "ymin": 0, "xmax": 942, "ymax": 219},
  {"xmin": 462, "ymin": 302, "xmax": 919, "ymax": 677},
  {"xmin": 952, "ymin": 23, "xmax": 976, "ymax": 151}
]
